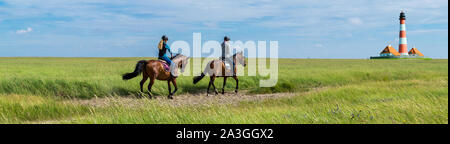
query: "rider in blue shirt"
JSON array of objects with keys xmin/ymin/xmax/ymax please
[
  {"xmin": 158, "ymin": 35, "xmax": 178, "ymax": 77},
  {"xmin": 158, "ymin": 35, "xmax": 173, "ymax": 65}
]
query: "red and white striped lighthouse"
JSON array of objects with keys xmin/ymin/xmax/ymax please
[{"xmin": 399, "ymin": 11, "xmax": 408, "ymax": 56}]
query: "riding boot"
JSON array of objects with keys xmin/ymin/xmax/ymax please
[{"xmin": 232, "ymin": 62, "xmax": 236, "ymax": 77}]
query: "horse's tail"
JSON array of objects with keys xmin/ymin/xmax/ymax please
[
  {"xmin": 122, "ymin": 60, "xmax": 147, "ymax": 80},
  {"xmin": 193, "ymin": 62, "xmax": 210, "ymax": 84},
  {"xmin": 193, "ymin": 72, "xmax": 205, "ymax": 84}
]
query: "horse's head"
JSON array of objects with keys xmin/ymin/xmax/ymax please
[
  {"xmin": 172, "ymin": 54, "xmax": 190, "ymax": 73},
  {"xmin": 234, "ymin": 51, "xmax": 246, "ymax": 67}
]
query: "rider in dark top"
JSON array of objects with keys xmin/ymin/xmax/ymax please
[
  {"xmin": 158, "ymin": 35, "xmax": 177, "ymax": 77},
  {"xmin": 158, "ymin": 35, "xmax": 173, "ymax": 65}
]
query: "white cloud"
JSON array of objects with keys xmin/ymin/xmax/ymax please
[
  {"xmin": 16, "ymin": 27, "xmax": 33, "ymax": 34},
  {"xmin": 203, "ymin": 22, "xmax": 218, "ymax": 29},
  {"xmin": 0, "ymin": 0, "xmax": 447, "ymax": 58},
  {"xmin": 408, "ymin": 29, "xmax": 448, "ymax": 34},
  {"xmin": 1, "ymin": 0, "xmax": 447, "ymax": 36},
  {"xmin": 315, "ymin": 43, "xmax": 324, "ymax": 48},
  {"xmin": 348, "ymin": 17, "xmax": 363, "ymax": 25}
]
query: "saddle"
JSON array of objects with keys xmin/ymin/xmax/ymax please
[
  {"xmin": 158, "ymin": 60, "xmax": 170, "ymax": 72},
  {"xmin": 224, "ymin": 62, "xmax": 231, "ymax": 70},
  {"xmin": 221, "ymin": 60, "xmax": 234, "ymax": 75}
]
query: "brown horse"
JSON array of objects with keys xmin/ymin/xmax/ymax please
[
  {"xmin": 122, "ymin": 54, "xmax": 189, "ymax": 99},
  {"xmin": 193, "ymin": 52, "xmax": 246, "ymax": 96}
]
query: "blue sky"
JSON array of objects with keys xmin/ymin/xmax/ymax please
[{"xmin": 0, "ymin": 0, "xmax": 448, "ymax": 58}]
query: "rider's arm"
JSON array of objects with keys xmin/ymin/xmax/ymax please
[{"xmin": 164, "ymin": 43, "xmax": 173, "ymax": 54}]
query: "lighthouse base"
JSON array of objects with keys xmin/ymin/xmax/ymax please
[{"xmin": 370, "ymin": 55, "xmax": 427, "ymax": 59}]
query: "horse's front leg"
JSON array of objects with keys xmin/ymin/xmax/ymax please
[
  {"xmin": 171, "ymin": 79, "xmax": 178, "ymax": 95},
  {"xmin": 167, "ymin": 80, "xmax": 173, "ymax": 99},
  {"xmin": 233, "ymin": 76, "xmax": 239, "ymax": 94}
]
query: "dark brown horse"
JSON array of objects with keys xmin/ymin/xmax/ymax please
[
  {"xmin": 122, "ymin": 54, "xmax": 189, "ymax": 99},
  {"xmin": 193, "ymin": 52, "xmax": 246, "ymax": 96}
]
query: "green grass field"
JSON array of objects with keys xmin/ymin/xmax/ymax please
[{"xmin": 0, "ymin": 57, "xmax": 447, "ymax": 124}]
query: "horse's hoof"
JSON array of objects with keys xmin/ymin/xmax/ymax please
[
  {"xmin": 168, "ymin": 95, "xmax": 173, "ymax": 99},
  {"xmin": 136, "ymin": 93, "xmax": 143, "ymax": 98},
  {"xmin": 235, "ymin": 90, "xmax": 238, "ymax": 94},
  {"xmin": 147, "ymin": 94, "xmax": 153, "ymax": 99}
]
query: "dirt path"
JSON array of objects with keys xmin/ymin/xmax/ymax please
[
  {"xmin": 71, "ymin": 91, "xmax": 300, "ymax": 107},
  {"xmin": 157, "ymin": 92, "xmax": 298, "ymax": 106},
  {"xmin": 70, "ymin": 87, "xmax": 332, "ymax": 108},
  {"xmin": 34, "ymin": 88, "xmax": 326, "ymax": 123}
]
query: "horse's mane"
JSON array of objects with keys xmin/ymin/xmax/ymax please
[
  {"xmin": 171, "ymin": 54, "xmax": 189, "ymax": 63},
  {"xmin": 171, "ymin": 54, "xmax": 182, "ymax": 60},
  {"xmin": 233, "ymin": 52, "xmax": 243, "ymax": 57},
  {"xmin": 173, "ymin": 53, "xmax": 181, "ymax": 58}
]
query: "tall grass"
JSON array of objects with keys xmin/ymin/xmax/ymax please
[
  {"xmin": 0, "ymin": 58, "xmax": 447, "ymax": 123},
  {"xmin": 0, "ymin": 94, "xmax": 90, "ymax": 123},
  {"xmin": 6, "ymin": 79, "xmax": 444, "ymax": 124},
  {"xmin": 0, "ymin": 58, "xmax": 447, "ymax": 98}
]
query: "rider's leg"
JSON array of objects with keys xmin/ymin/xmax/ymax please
[
  {"xmin": 162, "ymin": 55, "xmax": 173, "ymax": 65},
  {"xmin": 163, "ymin": 55, "xmax": 177, "ymax": 77},
  {"xmin": 225, "ymin": 58, "xmax": 235, "ymax": 76}
]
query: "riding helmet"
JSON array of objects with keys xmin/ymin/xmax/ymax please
[{"xmin": 162, "ymin": 35, "xmax": 169, "ymax": 40}]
